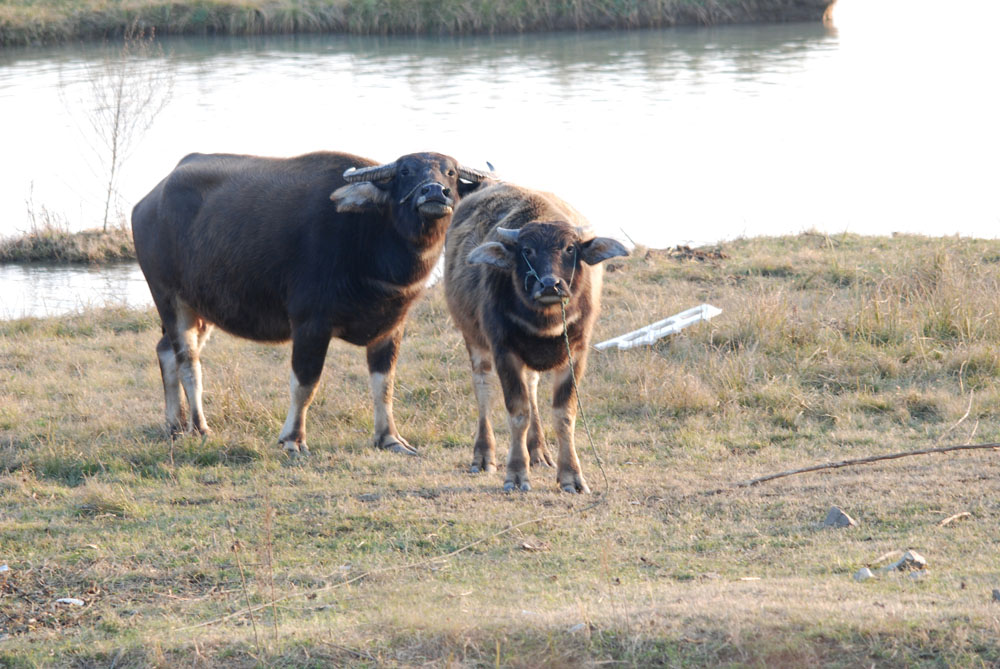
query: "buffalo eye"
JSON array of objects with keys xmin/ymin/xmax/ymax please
[
  {"xmin": 565, "ymin": 245, "xmax": 576, "ymax": 255},
  {"xmin": 523, "ymin": 247, "xmax": 535, "ymax": 258},
  {"xmin": 401, "ymin": 167, "xmax": 410, "ymax": 176},
  {"xmin": 446, "ymin": 169, "xmax": 456, "ymax": 177}
]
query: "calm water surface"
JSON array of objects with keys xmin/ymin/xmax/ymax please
[{"xmin": 1, "ymin": 0, "xmax": 998, "ymax": 318}]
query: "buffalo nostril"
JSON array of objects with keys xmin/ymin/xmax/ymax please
[
  {"xmin": 421, "ymin": 186, "xmax": 430, "ymax": 195},
  {"xmin": 442, "ymin": 187, "xmax": 451, "ymax": 197}
]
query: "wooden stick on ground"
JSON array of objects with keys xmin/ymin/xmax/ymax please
[{"xmin": 729, "ymin": 442, "xmax": 999, "ymax": 490}]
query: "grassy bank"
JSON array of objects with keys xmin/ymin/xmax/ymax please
[
  {"xmin": 0, "ymin": 224, "xmax": 135, "ymax": 264},
  {"xmin": 0, "ymin": 0, "xmax": 833, "ymax": 47},
  {"xmin": 2, "ymin": 232, "xmax": 999, "ymax": 666}
]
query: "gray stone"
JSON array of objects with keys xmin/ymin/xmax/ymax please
[
  {"xmin": 824, "ymin": 506, "xmax": 857, "ymax": 528},
  {"xmin": 882, "ymin": 550, "xmax": 927, "ymax": 573},
  {"xmin": 992, "ymin": 589, "xmax": 1000, "ymax": 603},
  {"xmin": 853, "ymin": 567, "xmax": 875, "ymax": 582}
]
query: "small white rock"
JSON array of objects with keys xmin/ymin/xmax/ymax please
[
  {"xmin": 854, "ymin": 567, "xmax": 875, "ymax": 582},
  {"xmin": 56, "ymin": 598, "xmax": 85, "ymax": 606},
  {"xmin": 824, "ymin": 506, "xmax": 857, "ymax": 528},
  {"xmin": 0, "ymin": 564, "xmax": 9, "ymax": 573},
  {"xmin": 567, "ymin": 623, "xmax": 588, "ymax": 634}
]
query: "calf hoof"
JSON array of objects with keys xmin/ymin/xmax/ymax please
[
  {"xmin": 470, "ymin": 451, "xmax": 497, "ymax": 474},
  {"xmin": 503, "ymin": 473, "xmax": 531, "ymax": 493},
  {"xmin": 529, "ymin": 447, "xmax": 554, "ymax": 468},
  {"xmin": 558, "ymin": 473, "xmax": 590, "ymax": 494}
]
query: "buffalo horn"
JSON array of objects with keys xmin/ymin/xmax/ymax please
[
  {"xmin": 343, "ymin": 161, "xmax": 398, "ymax": 183},
  {"xmin": 495, "ymin": 227, "xmax": 520, "ymax": 244},
  {"xmin": 458, "ymin": 165, "xmax": 492, "ymax": 182}
]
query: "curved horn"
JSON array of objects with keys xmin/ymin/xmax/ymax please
[
  {"xmin": 495, "ymin": 227, "xmax": 519, "ymax": 244},
  {"xmin": 343, "ymin": 161, "xmax": 398, "ymax": 183},
  {"xmin": 457, "ymin": 165, "xmax": 492, "ymax": 182}
]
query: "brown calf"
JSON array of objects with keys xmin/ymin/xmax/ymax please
[{"xmin": 444, "ymin": 183, "xmax": 628, "ymax": 493}]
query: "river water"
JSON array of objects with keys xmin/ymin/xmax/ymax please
[{"xmin": 1, "ymin": 0, "xmax": 998, "ymax": 318}]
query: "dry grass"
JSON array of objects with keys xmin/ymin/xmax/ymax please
[
  {"xmin": 0, "ymin": 0, "xmax": 832, "ymax": 47},
  {"xmin": 0, "ymin": 223, "xmax": 136, "ymax": 264},
  {"xmin": 1, "ymin": 232, "xmax": 999, "ymax": 666}
]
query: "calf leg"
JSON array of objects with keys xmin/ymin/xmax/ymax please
[
  {"xmin": 367, "ymin": 328, "xmax": 417, "ymax": 455},
  {"xmin": 279, "ymin": 322, "xmax": 331, "ymax": 455},
  {"xmin": 466, "ymin": 342, "xmax": 497, "ymax": 473},
  {"xmin": 526, "ymin": 370, "xmax": 554, "ymax": 468},
  {"xmin": 552, "ymin": 358, "xmax": 590, "ymax": 494},
  {"xmin": 495, "ymin": 351, "xmax": 531, "ymax": 492}
]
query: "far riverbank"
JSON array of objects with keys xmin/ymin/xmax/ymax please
[{"xmin": 1, "ymin": 0, "xmax": 833, "ymax": 48}]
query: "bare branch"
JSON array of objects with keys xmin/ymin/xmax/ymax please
[{"xmin": 702, "ymin": 442, "xmax": 1000, "ymax": 495}]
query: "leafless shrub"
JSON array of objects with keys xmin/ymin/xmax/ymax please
[{"xmin": 83, "ymin": 21, "xmax": 173, "ymax": 232}]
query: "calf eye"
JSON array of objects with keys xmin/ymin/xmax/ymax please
[
  {"xmin": 447, "ymin": 169, "xmax": 456, "ymax": 177},
  {"xmin": 565, "ymin": 245, "xmax": 576, "ymax": 255}
]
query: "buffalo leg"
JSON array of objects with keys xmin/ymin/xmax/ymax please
[
  {"xmin": 156, "ymin": 333, "xmax": 184, "ymax": 437},
  {"xmin": 279, "ymin": 322, "xmax": 331, "ymax": 454},
  {"xmin": 173, "ymin": 299, "xmax": 212, "ymax": 435},
  {"xmin": 526, "ymin": 370, "xmax": 554, "ymax": 468},
  {"xmin": 367, "ymin": 328, "xmax": 417, "ymax": 455},
  {"xmin": 466, "ymin": 341, "xmax": 497, "ymax": 473},
  {"xmin": 495, "ymin": 351, "xmax": 531, "ymax": 492},
  {"xmin": 552, "ymin": 358, "xmax": 590, "ymax": 494}
]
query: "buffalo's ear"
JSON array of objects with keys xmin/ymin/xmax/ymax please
[
  {"xmin": 330, "ymin": 182, "xmax": 391, "ymax": 213},
  {"xmin": 580, "ymin": 237, "xmax": 630, "ymax": 265},
  {"xmin": 458, "ymin": 176, "xmax": 494, "ymax": 197},
  {"xmin": 467, "ymin": 242, "xmax": 515, "ymax": 270}
]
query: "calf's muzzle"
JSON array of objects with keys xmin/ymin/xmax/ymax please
[{"xmin": 533, "ymin": 275, "xmax": 570, "ymax": 305}]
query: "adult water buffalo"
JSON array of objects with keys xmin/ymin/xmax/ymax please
[
  {"xmin": 444, "ymin": 183, "xmax": 628, "ymax": 493},
  {"xmin": 132, "ymin": 150, "xmax": 490, "ymax": 455}
]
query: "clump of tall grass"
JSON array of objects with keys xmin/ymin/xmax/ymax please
[
  {"xmin": 0, "ymin": 0, "xmax": 833, "ymax": 47},
  {"xmin": 0, "ymin": 223, "xmax": 136, "ymax": 264}
]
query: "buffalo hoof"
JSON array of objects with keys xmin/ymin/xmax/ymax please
[
  {"xmin": 281, "ymin": 440, "xmax": 309, "ymax": 456},
  {"xmin": 385, "ymin": 441, "xmax": 418, "ymax": 456}
]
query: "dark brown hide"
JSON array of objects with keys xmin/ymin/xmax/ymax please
[{"xmin": 132, "ymin": 150, "xmax": 488, "ymax": 454}]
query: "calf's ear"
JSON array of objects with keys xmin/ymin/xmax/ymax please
[
  {"xmin": 330, "ymin": 182, "xmax": 391, "ymax": 213},
  {"xmin": 467, "ymin": 242, "xmax": 515, "ymax": 270},
  {"xmin": 580, "ymin": 237, "xmax": 630, "ymax": 265}
]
